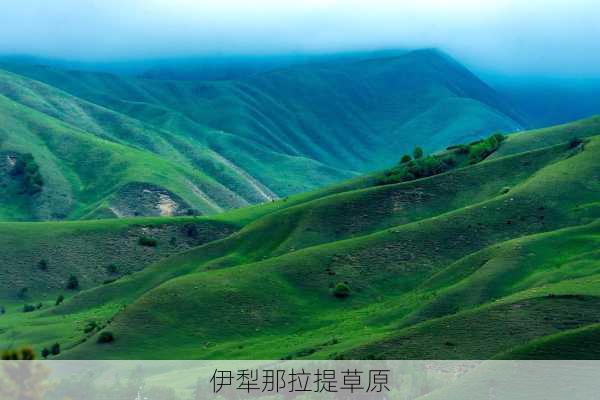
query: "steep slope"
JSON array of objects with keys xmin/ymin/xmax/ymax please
[
  {"xmin": 0, "ymin": 117, "xmax": 597, "ymax": 359},
  {"xmin": 0, "ymin": 69, "xmax": 351, "ymax": 220},
  {"xmin": 0, "ymin": 49, "xmax": 524, "ymax": 221},
  {"xmin": 0, "ymin": 91, "xmax": 242, "ymax": 219}
]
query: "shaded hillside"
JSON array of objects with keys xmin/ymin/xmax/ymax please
[
  {"xmin": 494, "ymin": 77, "xmax": 600, "ymax": 128},
  {"xmin": 0, "ymin": 49, "xmax": 523, "ymax": 220},
  {"xmin": 0, "ymin": 217, "xmax": 237, "ymax": 300},
  {"xmin": 0, "ymin": 117, "xmax": 597, "ymax": 359}
]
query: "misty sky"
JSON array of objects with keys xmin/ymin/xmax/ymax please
[{"xmin": 1, "ymin": 0, "xmax": 599, "ymax": 77}]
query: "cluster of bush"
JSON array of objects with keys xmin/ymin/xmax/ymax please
[
  {"xmin": 378, "ymin": 133, "xmax": 505, "ymax": 186},
  {"xmin": 23, "ymin": 303, "xmax": 42, "ymax": 313},
  {"xmin": 378, "ymin": 146, "xmax": 456, "ymax": 186},
  {"xmin": 2, "ymin": 347, "xmax": 36, "ymax": 360},
  {"xmin": 138, "ymin": 236, "xmax": 158, "ymax": 247},
  {"xmin": 67, "ymin": 275, "xmax": 79, "ymax": 290},
  {"xmin": 11, "ymin": 153, "xmax": 44, "ymax": 195},
  {"xmin": 97, "ymin": 331, "xmax": 115, "ymax": 343},
  {"xmin": 41, "ymin": 343, "xmax": 60, "ymax": 359},
  {"xmin": 464, "ymin": 133, "xmax": 505, "ymax": 164},
  {"xmin": 333, "ymin": 282, "xmax": 350, "ymax": 298},
  {"xmin": 38, "ymin": 259, "xmax": 48, "ymax": 271}
]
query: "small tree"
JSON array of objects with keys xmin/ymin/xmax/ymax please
[
  {"xmin": 55, "ymin": 294, "xmax": 64, "ymax": 306},
  {"xmin": 0, "ymin": 305, "xmax": 5, "ymax": 315},
  {"xmin": 41, "ymin": 347, "xmax": 50, "ymax": 359},
  {"xmin": 2, "ymin": 347, "xmax": 36, "ymax": 360},
  {"xmin": 23, "ymin": 304, "xmax": 36, "ymax": 313},
  {"xmin": 413, "ymin": 146, "xmax": 424, "ymax": 159},
  {"xmin": 98, "ymin": 331, "xmax": 115, "ymax": 344},
  {"xmin": 66, "ymin": 275, "xmax": 79, "ymax": 290},
  {"xmin": 38, "ymin": 259, "xmax": 48, "ymax": 271},
  {"xmin": 569, "ymin": 137, "xmax": 583, "ymax": 149},
  {"xmin": 138, "ymin": 236, "xmax": 157, "ymax": 247},
  {"xmin": 50, "ymin": 343, "xmax": 60, "ymax": 356},
  {"xmin": 105, "ymin": 263, "xmax": 118, "ymax": 274},
  {"xmin": 400, "ymin": 154, "xmax": 412, "ymax": 164},
  {"xmin": 333, "ymin": 282, "xmax": 351, "ymax": 298},
  {"xmin": 184, "ymin": 223, "xmax": 199, "ymax": 238}
]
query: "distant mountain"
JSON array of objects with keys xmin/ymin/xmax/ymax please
[
  {"xmin": 1, "ymin": 116, "xmax": 598, "ymax": 359},
  {"xmin": 0, "ymin": 49, "xmax": 524, "ymax": 220},
  {"xmin": 493, "ymin": 77, "xmax": 600, "ymax": 128}
]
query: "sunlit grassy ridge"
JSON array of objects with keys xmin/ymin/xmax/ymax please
[
  {"xmin": 0, "ymin": 117, "xmax": 597, "ymax": 359},
  {"xmin": 0, "ymin": 49, "xmax": 523, "ymax": 220}
]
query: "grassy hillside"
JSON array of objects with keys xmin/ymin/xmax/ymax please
[
  {"xmin": 0, "ymin": 216, "xmax": 237, "ymax": 301},
  {"xmin": 4, "ymin": 49, "xmax": 524, "ymax": 172},
  {"xmin": 0, "ymin": 117, "xmax": 597, "ymax": 359},
  {"xmin": 0, "ymin": 49, "xmax": 524, "ymax": 220}
]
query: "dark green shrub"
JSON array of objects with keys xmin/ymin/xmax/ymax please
[
  {"xmin": 97, "ymin": 331, "xmax": 115, "ymax": 344},
  {"xmin": 2, "ymin": 347, "xmax": 35, "ymax": 360},
  {"xmin": 50, "ymin": 343, "xmax": 60, "ymax": 355},
  {"xmin": 38, "ymin": 259, "xmax": 48, "ymax": 271},
  {"xmin": 333, "ymin": 282, "xmax": 351, "ymax": 298},
  {"xmin": 413, "ymin": 146, "xmax": 424, "ymax": 159},
  {"xmin": 400, "ymin": 154, "xmax": 411, "ymax": 164},
  {"xmin": 569, "ymin": 137, "xmax": 583, "ymax": 149},
  {"xmin": 0, "ymin": 306, "xmax": 5, "ymax": 315},
  {"xmin": 41, "ymin": 347, "xmax": 50, "ymax": 359},
  {"xmin": 11, "ymin": 153, "xmax": 44, "ymax": 195},
  {"xmin": 55, "ymin": 294, "xmax": 64, "ymax": 306},
  {"xmin": 138, "ymin": 236, "xmax": 157, "ymax": 247},
  {"xmin": 487, "ymin": 135, "xmax": 499, "ymax": 148},
  {"xmin": 491, "ymin": 133, "xmax": 506, "ymax": 143},
  {"xmin": 442, "ymin": 155, "xmax": 457, "ymax": 167},
  {"xmin": 458, "ymin": 145, "xmax": 469, "ymax": 154},
  {"xmin": 184, "ymin": 223, "xmax": 199, "ymax": 238},
  {"xmin": 105, "ymin": 263, "xmax": 118, "ymax": 274},
  {"xmin": 421, "ymin": 156, "xmax": 444, "ymax": 175},
  {"xmin": 66, "ymin": 275, "xmax": 79, "ymax": 290},
  {"xmin": 23, "ymin": 304, "xmax": 36, "ymax": 313}
]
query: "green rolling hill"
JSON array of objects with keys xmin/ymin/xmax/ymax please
[
  {"xmin": 0, "ymin": 49, "xmax": 524, "ymax": 220},
  {"xmin": 0, "ymin": 116, "xmax": 597, "ymax": 359}
]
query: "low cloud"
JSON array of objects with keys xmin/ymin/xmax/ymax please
[{"xmin": 1, "ymin": 0, "xmax": 599, "ymax": 77}]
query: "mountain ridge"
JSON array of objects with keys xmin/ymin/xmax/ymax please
[{"xmin": 0, "ymin": 49, "xmax": 524, "ymax": 220}]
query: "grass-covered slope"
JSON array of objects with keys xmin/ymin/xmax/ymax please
[
  {"xmin": 0, "ymin": 117, "xmax": 597, "ymax": 359},
  {"xmin": 0, "ymin": 49, "xmax": 524, "ymax": 221},
  {"xmin": 0, "ymin": 68, "xmax": 354, "ymax": 220},
  {"xmin": 0, "ymin": 216, "xmax": 237, "ymax": 301}
]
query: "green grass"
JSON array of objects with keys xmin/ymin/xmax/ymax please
[
  {"xmin": 0, "ymin": 118, "xmax": 597, "ymax": 360},
  {"xmin": 0, "ymin": 216, "xmax": 237, "ymax": 302}
]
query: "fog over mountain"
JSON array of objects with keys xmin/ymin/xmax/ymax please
[{"xmin": 1, "ymin": 0, "xmax": 599, "ymax": 78}]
